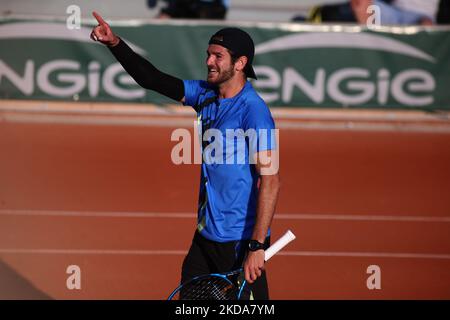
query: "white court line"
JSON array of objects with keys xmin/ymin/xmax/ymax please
[
  {"xmin": 0, "ymin": 209, "xmax": 197, "ymax": 219},
  {"xmin": 0, "ymin": 248, "xmax": 449, "ymax": 260},
  {"xmin": 275, "ymin": 213, "xmax": 450, "ymax": 223},
  {"xmin": 0, "ymin": 249, "xmax": 186, "ymax": 256},
  {"xmin": 280, "ymin": 251, "xmax": 450, "ymax": 260},
  {"xmin": 2, "ymin": 103, "xmax": 448, "ymax": 122},
  {"xmin": 1, "ymin": 209, "xmax": 449, "ymax": 223},
  {"xmin": 2, "ymin": 112, "xmax": 450, "ymax": 133}
]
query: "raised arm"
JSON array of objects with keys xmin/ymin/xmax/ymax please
[{"xmin": 90, "ymin": 11, "xmax": 185, "ymax": 103}]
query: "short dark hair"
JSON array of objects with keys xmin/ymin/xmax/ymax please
[
  {"xmin": 227, "ymin": 49, "xmax": 239, "ymax": 64},
  {"xmin": 227, "ymin": 49, "xmax": 251, "ymax": 77}
]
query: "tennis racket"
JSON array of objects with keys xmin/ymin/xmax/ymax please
[{"xmin": 167, "ymin": 230, "xmax": 296, "ymax": 300}]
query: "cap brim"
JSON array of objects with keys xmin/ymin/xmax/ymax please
[{"xmin": 246, "ymin": 65, "xmax": 257, "ymax": 80}]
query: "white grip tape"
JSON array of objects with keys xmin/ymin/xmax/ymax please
[{"xmin": 264, "ymin": 230, "xmax": 296, "ymax": 261}]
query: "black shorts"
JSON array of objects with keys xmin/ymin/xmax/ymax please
[{"xmin": 180, "ymin": 230, "xmax": 271, "ymax": 300}]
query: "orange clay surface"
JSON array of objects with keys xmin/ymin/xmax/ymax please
[{"xmin": 0, "ymin": 106, "xmax": 449, "ymax": 299}]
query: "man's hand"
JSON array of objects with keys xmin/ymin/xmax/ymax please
[
  {"xmin": 243, "ymin": 250, "xmax": 265, "ymax": 284},
  {"xmin": 90, "ymin": 11, "xmax": 120, "ymax": 47}
]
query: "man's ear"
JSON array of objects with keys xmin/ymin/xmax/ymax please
[{"xmin": 235, "ymin": 56, "xmax": 248, "ymax": 72}]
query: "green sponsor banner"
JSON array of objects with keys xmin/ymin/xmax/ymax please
[{"xmin": 1, "ymin": 18, "xmax": 450, "ymax": 109}]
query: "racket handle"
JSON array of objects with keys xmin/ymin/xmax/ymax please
[{"xmin": 264, "ymin": 230, "xmax": 296, "ymax": 261}]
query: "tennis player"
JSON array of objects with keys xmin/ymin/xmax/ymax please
[{"xmin": 90, "ymin": 12, "xmax": 280, "ymax": 300}]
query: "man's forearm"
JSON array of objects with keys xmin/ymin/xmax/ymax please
[
  {"xmin": 108, "ymin": 38, "xmax": 184, "ymax": 101},
  {"xmin": 251, "ymin": 173, "xmax": 281, "ymax": 243}
]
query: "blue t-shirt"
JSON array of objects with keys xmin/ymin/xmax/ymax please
[{"xmin": 183, "ymin": 80, "xmax": 276, "ymax": 242}]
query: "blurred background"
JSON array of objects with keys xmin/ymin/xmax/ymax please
[
  {"xmin": 1, "ymin": 0, "xmax": 354, "ymax": 21},
  {"xmin": 0, "ymin": 0, "xmax": 449, "ymax": 300}
]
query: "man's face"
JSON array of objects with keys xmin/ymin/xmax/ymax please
[{"xmin": 205, "ymin": 44, "xmax": 235, "ymax": 85}]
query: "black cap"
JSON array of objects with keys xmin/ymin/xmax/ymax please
[{"xmin": 208, "ymin": 27, "xmax": 257, "ymax": 80}]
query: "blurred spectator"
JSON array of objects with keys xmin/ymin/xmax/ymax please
[
  {"xmin": 301, "ymin": 2, "xmax": 357, "ymax": 23},
  {"xmin": 303, "ymin": 0, "xmax": 442, "ymax": 25},
  {"xmin": 351, "ymin": 0, "xmax": 440, "ymax": 25},
  {"xmin": 148, "ymin": 0, "xmax": 158, "ymax": 8},
  {"xmin": 154, "ymin": 0, "xmax": 229, "ymax": 19},
  {"xmin": 437, "ymin": 0, "xmax": 450, "ymax": 24}
]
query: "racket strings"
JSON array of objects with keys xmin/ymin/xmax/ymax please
[{"xmin": 178, "ymin": 276, "xmax": 238, "ymax": 300}]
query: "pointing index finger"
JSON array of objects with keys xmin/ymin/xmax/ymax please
[{"xmin": 92, "ymin": 11, "xmax": 107, "ymax": 26}]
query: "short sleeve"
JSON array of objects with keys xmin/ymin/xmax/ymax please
[
  {"xmin": 242, "ymin": 100, "xmax": 277, "ymax": 153},
  {"xmin": 183, "ymin": 80, "xmax": 207, "ymax": 108}
]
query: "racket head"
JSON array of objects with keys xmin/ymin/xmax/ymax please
[{"xmin": 168, "ymin": 270, "xmax": 246, "ymax": 300}]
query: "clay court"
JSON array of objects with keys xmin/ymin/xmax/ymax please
[{"xmin": 0, "ymin": 101, "xmax": 449, "ymax": 299}]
